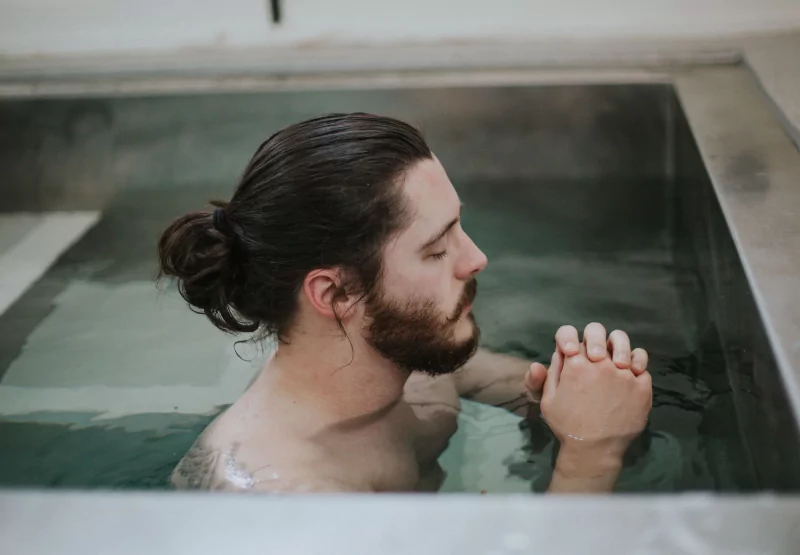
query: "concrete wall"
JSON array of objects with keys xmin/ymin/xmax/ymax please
[{"xmin": 1, "ymin": 0, "xmax": 800, "ymax": 56}]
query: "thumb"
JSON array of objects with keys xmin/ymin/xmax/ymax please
[{"xmin": 525, "ymin": 362, "xmax": 547, "ymax": 402}]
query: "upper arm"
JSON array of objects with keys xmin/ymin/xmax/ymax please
[
  {"xmin": 452, "ymin": 349, "xmax": 488, "ymax": 398},
  {"xmin": 452, "ymin": 348, "xmax": 539, "ymax": 416}
]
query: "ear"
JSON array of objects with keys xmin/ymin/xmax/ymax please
[{"xmin": 302, "ymin": 268, "xmax": 357, "ymax": 321}]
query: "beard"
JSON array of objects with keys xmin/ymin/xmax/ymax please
[{"xmin": 364, "ymin": 278, "xmax": 479, "ymax": 376}]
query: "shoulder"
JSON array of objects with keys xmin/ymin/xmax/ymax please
[
  {"xmin": 171, "ymin": 439, "xmax": 225, "ymax": 490},
  {"xmin": 171, "ymin": 437, "xmax": 369, "ymax": 493}
]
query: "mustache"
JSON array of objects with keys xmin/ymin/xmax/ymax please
[{"xmin": 447, "ymin": 278, "xmax": 478, "ymax": 323}]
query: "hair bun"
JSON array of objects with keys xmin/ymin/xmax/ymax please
[{"xmin": 157, "ymin": 205, "xmax": 258, "ymax": 334}]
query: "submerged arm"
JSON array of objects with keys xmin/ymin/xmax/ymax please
[
  {"xmin": 453, "ymin": 348, "xmax": 545, "ymax": 417},
  {"xmin": 454, "ymin": 347, "xmax": 623, "ymax": 493}
]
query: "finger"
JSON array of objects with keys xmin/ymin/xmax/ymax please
[
  {"xmin": 608, "ymin": 330, "xmax": 631, "ymax": 369},
  {"xmin": 555, "ymin": 325, "xmax": 580, "ymax": 357},
  {"xmin": 636, "ymin": 370, "xmax": 653, "ymax": 407},
  {"xmin": 631, "ymin": 348, "xmax": 649, "ymax": 376},
  {"xmin": 526, "ymin": 362, "xmax": 547, "ymax": 402},
  {"xmin": 543, "ymin": 350, "xmax": 563, "ymax": 400},
  {"xmin": 636, "ymin": 369, "xmax": 653, "ymax": 388},
  {"xmin": 583, "ymin": 322, "xmax": 608, "ymax": 362}
]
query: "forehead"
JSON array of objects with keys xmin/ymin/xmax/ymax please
[{"xmin": 401, "ymin": 157, "xmax": 460, "ymax": 223}]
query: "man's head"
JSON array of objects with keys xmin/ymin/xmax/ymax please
[{"xmin": 158, "ymin": 113, "xmax": 487, "ymax": 375}]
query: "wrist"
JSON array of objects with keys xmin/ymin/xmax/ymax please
[
  {"xmin": 556, "ymin": 444, "xmax": 623, "ymax": 476},
  {"xmin": 549, "ymin": 442, "xmax": 624, "ymax": 493}
]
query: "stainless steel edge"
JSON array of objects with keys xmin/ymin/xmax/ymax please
[
  {"xmin": 0, "ymin": 36, "xmax": 739, "ymax": 99},
  {"xmin": 0, "ymin": 490, "xmax": 799, "ymax": 554},
  {"xmin": 0, "ymin": 39, "xmax": 741, "ymax": 79},
  {"xmin": 674, "ymin": 66, "xmax": 800, "ymax": 428},
  {"xmin": 0, "ymin": 67, "xmax": 673, "ymax": 99}
]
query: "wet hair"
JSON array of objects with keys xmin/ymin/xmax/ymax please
[{"xmin": 158, "ymin": 113, "xmax": 433, "ymax": 340}]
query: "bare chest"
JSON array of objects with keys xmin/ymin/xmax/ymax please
[{"xmin": 174, "ymin": 375, "xmax": 463, "ymax": 493}]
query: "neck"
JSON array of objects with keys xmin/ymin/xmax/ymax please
[{"xmin": 262, "ymin": 324, "xmax": 410, "ymax": 423}]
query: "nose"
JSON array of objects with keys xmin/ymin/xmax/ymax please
[{"xmin": 457, "ymin": 232, "xmax": 488, "ymax": 278}]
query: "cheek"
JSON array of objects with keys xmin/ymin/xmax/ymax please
[{"xmin": 382, "ymin": 261, "xmax": 451, "ymax": 303}]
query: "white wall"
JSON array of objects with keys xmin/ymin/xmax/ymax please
[
  {"xmin": 0, "ymin": 0, "xmax": 270, "ymax": 55},
  {"xmin": 2, "ymin": 0, "xmax": 800, "ymax": 56}
]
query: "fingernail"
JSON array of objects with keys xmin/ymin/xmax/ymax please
[
  {"xmin": 565, "ymin": 342, "xmax": 577, "ymax": 353},
  {"xmin": 591, "ymin": 345, "xmax": 604, "ymax": 356}
]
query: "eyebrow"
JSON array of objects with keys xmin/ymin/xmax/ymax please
[{"xmin": 419, "ymin": 204, "xmax": 463, "ymax": 252}]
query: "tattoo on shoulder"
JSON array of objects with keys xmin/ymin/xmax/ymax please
[{"xmin": 172, "ymin": 441, "xmax": 221, "ymax": 490}]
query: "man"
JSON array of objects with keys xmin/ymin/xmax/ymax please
[{"xmin": 158, "ymin": 113, "xmax": 652, "ymax": 493}]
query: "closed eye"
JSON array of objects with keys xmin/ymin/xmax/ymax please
[
  {"xmin": 419, "ymin": 208, "xmax": 462, "ymax": 253},
  {"xmin": 431, "ymin": 250, "xmax": 448, "ymax": 260}
]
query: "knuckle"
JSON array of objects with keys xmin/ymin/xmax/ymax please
[
  {"xmin": 572, "ymin": 353, "xmax": 590, "ymax": 366},
  {"xmin": 562, "ymin": 360, "xmax": 584, "ymax": 378},
  {"xmin": 560, "ymin": 360, "xmax": 577, "ymax": 376}
]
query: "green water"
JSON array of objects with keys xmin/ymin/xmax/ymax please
[
  {"xmin": 0, "ymin": 412, "xmax": 215, "ymax": 489},
  {"xmin": 0, "ymin": 178, "xmax": 757, "ymax": 492}
]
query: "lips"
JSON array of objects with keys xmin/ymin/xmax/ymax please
[
  {"xmin": 463, "ymin": 278, "xmax": 477, "ymax": 307},
  {"xmin": 448, "ymin": 278, "xmax": 477, "ymax": 323}
]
